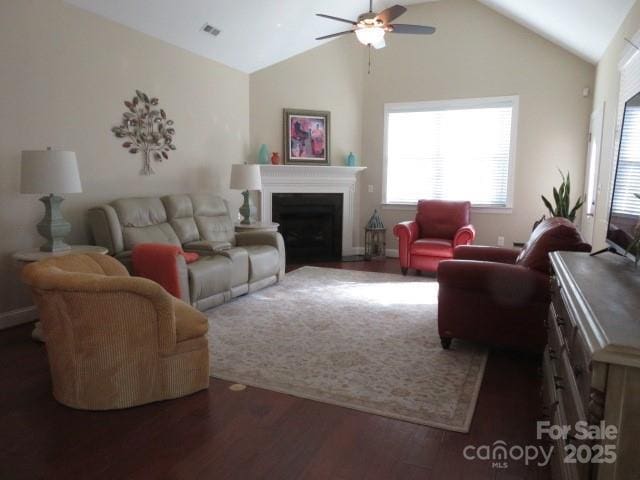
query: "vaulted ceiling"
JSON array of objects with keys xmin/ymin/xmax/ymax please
[{"xmin": 64, "ymin": 0, "xmax": 635, "ymax": 73}]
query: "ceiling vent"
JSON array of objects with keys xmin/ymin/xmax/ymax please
[{"xmin": 201, "ymin": 23, "xmax": 221, "ymax": 37}]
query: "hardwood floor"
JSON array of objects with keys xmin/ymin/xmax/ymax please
[{"xmin": 0, "ymin": 259, "xmax": 549, "ymax": 480}]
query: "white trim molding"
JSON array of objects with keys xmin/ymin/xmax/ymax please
[
  {"xmin": 0, "ymin": 305, "xmax": 37, "ymax": 330},
  {"xmin": 382, "ymin": 95, "xmax": 519, "ymax": 211},
  {"xmin": 259, "ymin": 165, "xmax": 366, "ymax": 256}
]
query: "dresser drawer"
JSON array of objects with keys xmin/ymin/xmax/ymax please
[
  {"xmin": 542, "ymin": 350, "xmax": 559, "ymax": 417},
  {"xmin": 567, "ymin": 329, "xmax": 591, "ymax": 407},
  {"xmin": 555, "ymin": 350, "xmax": 587, "ymax": 429},
  {"xmin": 548, "ymin": 303, "xmax": 567, "ymax": 358},
  {"xmin": 549, "ymin": 400, "xmax": 581, "ymax": 480}
]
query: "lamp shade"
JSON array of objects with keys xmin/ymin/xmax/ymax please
[
  {"xmin": 21, "ymin": 150, "xmax": 82, "ymax": 194},
  {"xmin": 230, "ymin": 164, "xmax": 261, "ymax": 191}
]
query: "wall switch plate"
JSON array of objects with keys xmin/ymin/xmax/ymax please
[
  {"xmin": 368, "ymin": 185, "xmax": 374, "ymax": 193},
  {"xmin": 497, "ymin": 236, "xmax": 505, "ymax": 246}
]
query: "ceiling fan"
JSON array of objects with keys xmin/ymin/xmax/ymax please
[{"xmin": 315, "ymin": 1, "xmax": 436, "ymax": 50}]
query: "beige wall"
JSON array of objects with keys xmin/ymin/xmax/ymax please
[
  {"xmin": 0, "ymin": 0, "xmax": 250, "ymax": 319},
  {"xmin": 249, "ymin": 37, "xmax": 366, "ymax": 245},
  {"xmin": 590, "ymin": 1, "xmax": 640, "ymax": 251},
  {"xmin": 250, "ymin": 0, "xmax": 595, "ymax": 249}
]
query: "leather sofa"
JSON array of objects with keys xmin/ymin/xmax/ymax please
[
  {"xmin": 21, "ymin": 253, "xmax": 209, "ymax": 410},
  {"xmin": 393, "ymin": 200, "xmax": 476, "ymax": 274},
  {"xmin": 437, "ymin": 217, "xmax": 591, "ymax": 352},
  {"xmin": 89, "ymin": 194, "xmax": 285, "ymax": 311}
]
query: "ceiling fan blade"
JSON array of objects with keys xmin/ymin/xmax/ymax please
[
  {"xmin": 372, "ymin": 37, "xmax": 386, "ymax": 50},
  {"xmin": 390, "ymin": 24, "xmax": 436, "ymax": 35},
  {"xmin": 376, "ymin": 5, "xmax": 407, "ymax": 25},
  {"xmin": 316, "ymin": 30, "xmax": 354, "ymax": 41},
  {"xmin": 316, "ymin": 13, "xmax": 357, "ymax": 25}
]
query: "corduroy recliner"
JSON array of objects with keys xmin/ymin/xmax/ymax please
[{"xmin": 21, "ymin": 253, "xmax": 210, "ymax": 410}]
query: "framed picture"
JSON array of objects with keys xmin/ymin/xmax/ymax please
[{"xmin": 283, "ymin": 109, "xmax": 330, "ymax": 165}]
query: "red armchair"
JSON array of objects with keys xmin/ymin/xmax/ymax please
[
  {"xmin": 437, "ymin": 218, "xmax": 591, "ymax": 353},
  {"xmin": 393, "ymin": 200, "xmax": 475, "ymax": 274}
]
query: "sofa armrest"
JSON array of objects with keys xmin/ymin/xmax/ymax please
[
  {"xmin": 235, "ymin": 231, "xmax": 286, "ymax": 280},
  {"xmin": 453, "ymin": 224, "xmax": 476, "ymax": 247},
  {"xmin": 183, "ymin": 240, "xmax": 232, "ymax": 255},
  {"xmin": 437, "ymin": 260, "xmax": 549, "ymax": 303},
  {"xmin": 453, "ymin": 245, "xmax": 520, "ymax": 264},
  {"xmin": 392, "ymin": 221, "xmax": 419, "ymax": 244},
  {"xmin": 88, "ymin": 205, "xmax": 124, "ymax": 255}
]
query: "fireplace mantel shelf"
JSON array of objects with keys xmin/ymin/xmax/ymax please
[
  {"xmin": 259, "ymin": 165, "xmax": 366, "ymax": 183},
  {"xmin": 258, "ymin": 165, "xmax": 366, "ymax": 257}
]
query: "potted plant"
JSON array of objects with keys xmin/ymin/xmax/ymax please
[{"xmin": 541, "ymin": 170, "xmax": 584, "ymax": 223}]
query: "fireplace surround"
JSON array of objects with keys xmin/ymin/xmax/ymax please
[
  {"xmin": 259, "ymin": 165, "xmax": 366, "ymax": 257},
  {"xmin": 272, "ymin": 193, "xmax": 342, "ymax": 261}
]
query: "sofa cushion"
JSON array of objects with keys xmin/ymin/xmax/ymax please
[
  {"xmin": 191, "ymin": 194, "xmax": 235, "ymax": 244},
  {"xmin": 243, "ymin": 245, "xmax": 280, "ymax": 282},
  {"xmin": 410, "ymin": 238, "xmax": 454, "ymax": 258},
  {"xmin": 173, "ymin": 298, "xmax": 208, "ymax": 343},
  {"xmin": 112, "ymin": 197, "xmax": 168, "ymax": 227},
  {"xmin": 121, "ymin": 224, "xmax": 181, "ymax": 251},
  {"xmin": 416, "ymin": 200, "xmax": 471, "ymax": 240},
  {"xmin": 187, "ymin": 255, "xmax": 232, "ymax": 303},
  {"xmin": 516, "ymin": 217, "xmax": 591, "ymax": 273},
  {"xmin": 162, "ymin": 195, "xmax": 200, "ymax": 244},
  {"xmin": 218, "ymin": 247, "xmax": 249, "ymax": 287},
  {"xmin": 111, "ymin": 197, "xmax": 181, "ymax": 251}
]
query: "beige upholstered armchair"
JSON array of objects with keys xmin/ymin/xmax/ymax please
[{"xmin": 21, "ymin": 253, "xmax": 210, "ymax": 410}]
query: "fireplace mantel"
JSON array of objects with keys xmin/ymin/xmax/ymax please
[{"xmin": 259, "ymin": 165, "xmax": 366, "ymax": 256}]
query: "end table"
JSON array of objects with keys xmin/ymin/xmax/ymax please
[{"xmin": 234, "ymin": 222, "xmax": 279, "ymax": 233}]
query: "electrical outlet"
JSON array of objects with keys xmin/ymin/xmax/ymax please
[
  {"xmin": 368, "ymin": 185, "xmax": 374, "ymax": 193},
  {"xmin": 497, "ymin": 236, "xmax": 505, "ymax": 246}
]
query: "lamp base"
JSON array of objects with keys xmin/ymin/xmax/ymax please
[
  {"xmin": 238, "ymin": 190, "xmax": 257, "ymax": 225},
  {"xmin": 37, "ymin": 194, "xmax": 72, "ymax": 252}
]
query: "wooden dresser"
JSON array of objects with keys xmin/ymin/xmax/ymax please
[{"xmin": 544, "ymin": 251, "xmax": 640, "ymax": 480}]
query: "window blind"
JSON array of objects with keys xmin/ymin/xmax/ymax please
[{"xmin": 385, "ymin": 99, "xmax": 516, "ymax": 208}]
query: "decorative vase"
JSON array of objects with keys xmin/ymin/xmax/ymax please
[
  {"xmin": 271, "ymin": 152, "xmax": 281, "ymax": 165},
  {"xmin": 258, "ymin": 144, "xmax": 269, "ymax": 165},
  {"xmin": 346, "ymin": 152, "xmax": 357, "ymax": 167}
]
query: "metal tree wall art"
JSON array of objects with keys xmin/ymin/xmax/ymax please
[{"xmin": 111, "ymin": 90, "xmax": 176, "ymax": 175}]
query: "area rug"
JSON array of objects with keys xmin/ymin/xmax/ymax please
[{"xmin": 206, "ymin": 266, "xmax": 487, "ymax": 432}]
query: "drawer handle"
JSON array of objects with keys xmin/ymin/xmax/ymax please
[
  {"xmin": 554, "ymin": 375, "xmax": 564, "ymax": 390},
  {"xmin": 556, "ymin": 317, "xmax": 566, "ymax": 327},
  {"xmin": 573, "ymin": 365, "xmax": 583, "ymax": 377},
  {"xmin": 548, "ymin": 348, "xmax": 557, "ymax": 360}
]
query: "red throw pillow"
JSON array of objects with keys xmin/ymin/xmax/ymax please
[{"xmin": 183, "ymin": 252, "xmax": 200, "ymax": 264}]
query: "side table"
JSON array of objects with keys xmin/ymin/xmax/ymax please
[
  {"xmin": 234, "ymin": 222, "xmax": 279, "ymax": 233},
  {"xmin": 13, "ymin": 245, "xmax": 109, "ymax": 342}
]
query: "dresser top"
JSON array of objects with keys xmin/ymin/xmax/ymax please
[{"xmin": 552, "ymin": 251, "xmax": 640, "ymax": 367}]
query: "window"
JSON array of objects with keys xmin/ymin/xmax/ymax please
[{"xmin": 383, "ymin": 96, "xmax": 518, "ymax": 209}]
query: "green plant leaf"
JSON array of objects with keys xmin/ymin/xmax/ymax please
[{"xmin": 542, "ymin": 195, "xmax": 555, "ymax": 215}]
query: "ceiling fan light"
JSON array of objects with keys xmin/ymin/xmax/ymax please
[{"xmin": 355, "ymin": 26, "xmax": 385, "ymax": 46}]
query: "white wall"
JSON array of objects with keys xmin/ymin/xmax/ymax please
[
  {"xmin": 590, "ymin": 0, "xmax": 640, "ymax": 251},
  {"xmin": 0, "ymin": 0, "xmax": 250, "ymax": 320},
  {"xmin": 250, "ymin": 0, "xmax": 595, "ymax": 250}
]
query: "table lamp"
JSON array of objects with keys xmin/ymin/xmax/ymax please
[
  {"xmin": 21, "ymin": 148, "xmax": 82, "ymax": 252},
  {"xmin": 230, "ymin": 164, "xmax": 261, "ymax": 225}
]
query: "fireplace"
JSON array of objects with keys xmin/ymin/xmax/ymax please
[{"xmin": 272, "ymin": 193, "xmax": 343, "ymax": 262}]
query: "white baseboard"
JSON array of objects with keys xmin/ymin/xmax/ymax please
[
  {"xmin": 0, "ymin": 306, "xmax": 38, "ymax": 330},
  {"xmin": 347, "ymin": 247, "xmax": 399, "ymax": 258},
  {"xmin": 386, "ymin": 248, "xmax": 399, "ymax": 258}
]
